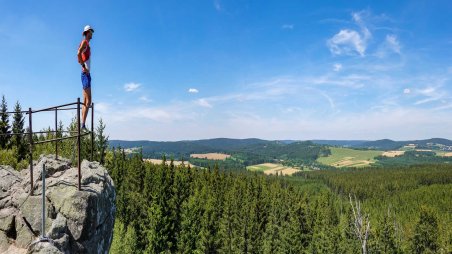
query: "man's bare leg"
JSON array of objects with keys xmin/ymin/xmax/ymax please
[{"xmin": 82, "ymin": 88, "xmax": 91, "ymax": 127}]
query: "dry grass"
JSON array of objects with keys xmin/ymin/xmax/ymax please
[
  {"xmin": 247, "ymin": 163, "xmax": 300, "ymax": 176},
  {"xmin": 145, "ymin": 159, "xmax": 193, "ymax": 167},
  {"xmin": 190, "ymin": 153, "xmax": 231, "ymax": 160},
  {"xmin": 382, "ymin": 151, "xmax": 405, "ymax": 157},
  {"xmin": 332, "ymin": 157, "xmax": 372, "ymax": 167}
]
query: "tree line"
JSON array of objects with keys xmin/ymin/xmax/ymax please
[
  {"xmin": 0, "ymin": 94, "xmax": 109, "ymax": 168},
  {"xmin": 107, "ymin": 151, "xmax": 450, "ymax": 253}
]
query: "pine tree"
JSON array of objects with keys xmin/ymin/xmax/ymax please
[
  {"xmin": 0, "ymin": 95, "xmax": 11, "ymax": 149},
  {"xmin": 11, "ymin": 101, "xmax": 27, "ymax": 160},
  {"xmin": 95, "ymin": 118, "xmax": 109, "ymax": 164},
  {"xmin": 123, "ymin": 224, "xmax": 139, "ymax": 254},
  {"xmin": 110, "ymin": 220, "xmax": 126, "ymax": 254},
  {"xmin": 411, "ymin": 206, "xmax": 439, "ymax": 254},
  {"xmin": 372, "ymin": 208, "xmax": 401, "ymax": 254}
]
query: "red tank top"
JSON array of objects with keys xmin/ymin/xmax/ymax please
[{"xmin": 80, "ymin": 39, "xmax": 91, "ymax": 62}]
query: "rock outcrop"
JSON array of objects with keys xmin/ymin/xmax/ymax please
[{"xmin": 0, "ymin": 155, "xmax": 116, "ymax": 254}]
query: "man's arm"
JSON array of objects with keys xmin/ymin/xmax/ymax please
[{"xmin": 77, "ymin": 41, "xmax": 88, "ymax": 71}]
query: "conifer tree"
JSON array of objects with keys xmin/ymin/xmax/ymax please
[
  {"xmin": 411, "ymin": 206, "xmax": 439, "ymax": 254},
  {"xmin": 0, "ymin": 95, "xmax": 11, "ymax": 149},
  {"xmin": 95, "ymin": 118, "xmax": 109, "ymax": 164},
  {"xmin": 11, "ymin": 101, "xmax": 27, "ymax": 160}
]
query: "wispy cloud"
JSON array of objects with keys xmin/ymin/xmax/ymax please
[
  {"xmin": 327, "ymin": 29, "xmax": 367, "ymax": 56},
  {"xmin": 213, "ymin": 0, "xmax": 222, "ymax": 11},
  {"xmin": 139, "ymin": 96, "xmax": 152, "ymax": 102},
  {"xmin": 403, "ymin": 88, "xmax": 411, "ymax": 94},
  {"xmin": 195, "ymin": 98, "xmax": 212, "ymax": 108},
  {"xmin": 124, "ymin": 82, "xmax": 141, "ymax": 92},
  {"xmin": 376, "ymin": 34, "xmax": 401, "ymax": 57},
  {"xmin": 188, "ymin": 88, "xmax": 199, "ymax": 93},
  {"xmin": 414, "ymin": 86, "xmax": 445, "ymax": 105},
  {"xmin": 385, "ymin": 34, "xmax": 401, "ymax": 54},
  {"xmin": 327, "ymin": 11, "xmax": 373, "ymax": 56},
  {"xmin": 333, "ymin": 63, "xmax": 343, "ymax": 72},
  {"xmin": 282, "ymin": 24, "xmax": 294, "ymax": 30}
]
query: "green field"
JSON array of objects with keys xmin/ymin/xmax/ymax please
[
  {"xmin": 318, "ymin": 147, "xmax": 383, "ymax": 167},
  {"xmin": 435, "ymin": 150, "xmax": 449, "ymax": 156},
  {"xmin": 247, "ymin": 164, "xmax": 271, "ymax": 172}
]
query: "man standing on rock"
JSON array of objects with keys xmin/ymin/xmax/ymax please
[{"xmin": 77, "ymin": 25, "xmax": 94, "ymax": 132}]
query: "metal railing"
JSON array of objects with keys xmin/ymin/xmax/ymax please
[{"xmin": 0, "ymin": 98, "xmax": 94, "ymax": 194}]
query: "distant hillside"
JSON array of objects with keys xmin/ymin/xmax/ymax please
[
  {"xmin": 355, "ymin": 139, "xmax": 403, "ymax": 150},
  {"xmin": 109, "ymin": 138, "xmax": 271, "ymax": 159},
  {"xmin": 109, "ymin": 138, "xmax": 331, "ymax": 169},
  {"xmin": 353, "ymin": 138, "xmax": 452, "ymax": 150},
  {"xmin": 310, "ymin": 140, "xmax": 368, "ymax": 147}
]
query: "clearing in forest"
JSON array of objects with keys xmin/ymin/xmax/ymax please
[
  {"xmin": 247, "ymin": 163, "xmax": 300, "ymax": 176},
  {"xmin": 382, "ymin": 150, "xmax": 405, "ymax": 157},
  {"xmin": 317, "ymin": 147, "xmax": 383, "ymax": 168},
  {"xmin": 190, "ymin": 153, "xmax": 231, "ymax": 160}
]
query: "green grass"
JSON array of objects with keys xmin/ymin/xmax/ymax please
[
  {"xmin": 317, "ymin": 147, "xmax": 383, "ymax": 167},
  {"xmin": 435, "ymin": 150, "xmax": 449, "ymax": 156},
  {"xmin": 247, "ymin": 164, "xmax": 271, "ymax": 172}
]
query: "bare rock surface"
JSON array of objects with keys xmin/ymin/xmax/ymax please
[{"xmin": 0, "ymin": 155, "xmax": 116, "ymax": 254}]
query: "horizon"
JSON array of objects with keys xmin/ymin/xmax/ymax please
[
  {"xmin": 1, "ymin": 1, "xmax": 451, "ymax": 141},
  {"xmin": 108, "ymin": 137, "xmax": 449, "ymax": 142}
]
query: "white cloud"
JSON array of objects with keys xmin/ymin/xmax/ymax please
[
  {"xmin": 95, "ymin": 102, "xmax": 111, "ymax": 113},
  {"xmin": 333, "ymin": 63, "xmax": 343, "ymax": 72},
  {"xmin": 414, "ymin": 86, "xmax": 446, "ymax": 105},
  {"xmin": 282, "ymin": 24, "xmax": 294, "ymax": 30},
  {"xmin": 327, "ymin": 10, "xmax": 376, "ymax": 57},
  {"xmin": 188, "ymin": 88, "xmax": 199, "ymax": 93},
  {"xmin": 376, "ymin": 34, "xmax": 402, "ymax": 57},
  {"xmin": 385, "ymin": 35, "xmax": 401, "ymax": 54},
  {"xmin": 352, "ymin": 11, "xmax": 372, "ymax": 39},
  {"xmin": 124, "ymin": 82, "xmax": 141, "ymax": 92},
  {"xmin": 403, "ymin": 88, "xmax": 411, "ymax": 94},
  {"xmin": 139, "ymin": 96, "xmax": 152, "ymax": 102},
  {"xmin": 327, "ymin": 29, "xmax": 367, "ymax": 56},
  {"xmin": 195, "ymin": 98, "xmax": 212, "ymax": 108}
]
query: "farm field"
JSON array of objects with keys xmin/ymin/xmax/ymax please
[
  {"xmin": 434, "ymin": 150, "xmax": 452, "ymax": 157},
  {"xmin": 382, "ymin": 150, "xmax": 405, "ymax": 157},
  {"xmin": 247, "ymin": 163, "xmax": 301, "ymax": 176},
  {"xmin": 317, "ymin": 147, "xmax": 383, "ymax": 167},
  {"xmin": 190, "ymin": 153, "xmax": 231, "ymax": 160}
]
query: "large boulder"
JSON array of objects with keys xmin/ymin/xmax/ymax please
[{"xmin": 0, "ymin": 155, "xmax": 116, "ymax": 254}]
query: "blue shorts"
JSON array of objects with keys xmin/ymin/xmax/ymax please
[{"xmin": 81, "ymin": 72, "xmax": 91, "ymax": 90}]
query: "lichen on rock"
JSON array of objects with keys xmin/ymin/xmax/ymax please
[{"xmin": 0, "ymin": 155, "xmax": 116, "ymax": 254}]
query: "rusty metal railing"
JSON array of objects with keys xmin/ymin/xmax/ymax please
[{"xmin": 0, "ymin": 98, "xmax": 94, "ymax": 194}]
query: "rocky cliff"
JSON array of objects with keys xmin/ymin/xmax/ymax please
[{"xmin": 0, "ymin": 155, "xmax": 116, "ymax": 254}]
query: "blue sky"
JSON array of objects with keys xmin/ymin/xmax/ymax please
[{"xmin": 1, "ymin": 0, "xmax": 451, "ymax": 141}]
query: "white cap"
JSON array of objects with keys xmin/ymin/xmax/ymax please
[{"xmin": 83, "ymin": 25, "xmax": 94, "ymax": 35}]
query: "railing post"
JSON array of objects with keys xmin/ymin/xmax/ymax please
[
  {"xmin": 41, "ymin": 163, "xmax": 46, "ymax": 239},
  {"xmin": 28, "ymin": 108, "xmax": 33, "ymax": 195},
  {"xmin": 91, "ymin": 103, "xmax": 94, "ymax": 161},
  {"xmin": 77, "ymin": 98, "xmax": 81, "ymax": 191},
  {"xmin": 55, "ymin": 108, "xmax": 58, "ymax": 160}
]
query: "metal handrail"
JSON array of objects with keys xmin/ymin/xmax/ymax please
[
  {"xmin": 0, "ymin": 130, "xmax": 81, "ymax": 136},
  {"xmin": 0, "ymin": 104, "xmax": 92, "ymax": 115},
  {"xmin": 1, "ymin": 98, "xmax": 95, "ymax": 194},
  {"xmin": 34, "ymin": 132, "xmax": 91, "ymax": 144}
]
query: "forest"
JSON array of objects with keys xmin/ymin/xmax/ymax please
[
  {"xmin": 1, "ymin": 95, "xmax": 451, "ymax": 253},
  {"xmin": 107, "ymin": 152, "xmax": 451, "ymax": 253}
]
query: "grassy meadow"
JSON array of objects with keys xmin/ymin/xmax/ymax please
[{"xmin": 317, "ymin": 147, "xmax": 383, "ymax": 167}]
